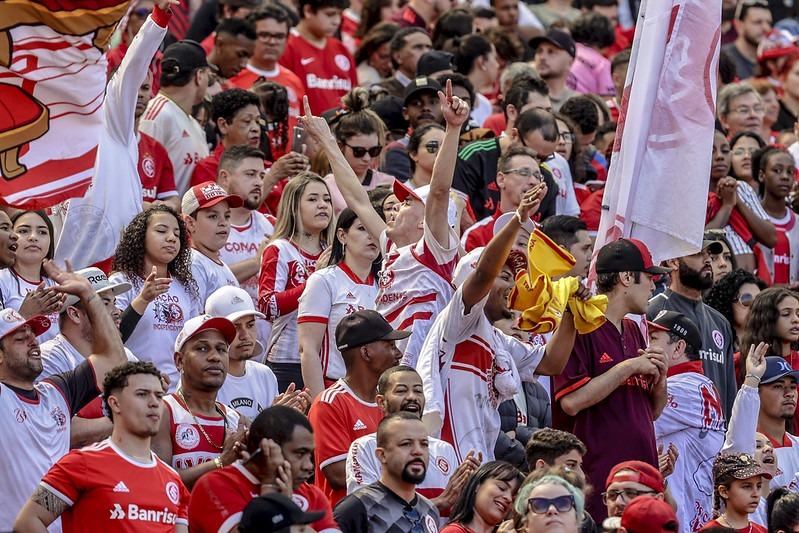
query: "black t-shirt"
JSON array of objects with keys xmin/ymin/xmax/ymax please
[
  {"xmin": 6, "ymin": 359, "xmax": 100, "ymax": 416},
  {"xmin": 334, "ymin": 481, "xmax": 440, "ymax": 533}
]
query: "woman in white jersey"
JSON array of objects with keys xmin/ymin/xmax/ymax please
[
  {"xmin": 110, "ymin": 205, "xmax": 201, "ymax": 390},
  {"xmin": 258, "ymin": 173, "xmax": 335, "ymax": 391},
  {"xmin": 0, "ymin": 210, "xmax": 60, "ymax": 342},
  {"xmin": 298, "ymin": 207, "xmax": 380, "ymax": 399}
]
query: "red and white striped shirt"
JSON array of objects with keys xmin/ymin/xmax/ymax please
[{"xmin": 163, "ymin": 394, "xmax": 240, "ymax": 470}]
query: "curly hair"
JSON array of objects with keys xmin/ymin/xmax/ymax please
[
  {"xmin": 704, "ymin": 269, "xmax": 766, "ymax": 349},
  {"xmin": 560, "ymin": 95, "xmax": 599, "ymax": 136},
  {"xmin": 210, "ymin": 88, "xmax": 261, "ymax": 137},
  {"xmin": 741, "ymin": 287, "xmax": 799, "ymax": 362},
  {"xmin": 111, "ymin": 205, "xmax": 198, "ymax": 301}
]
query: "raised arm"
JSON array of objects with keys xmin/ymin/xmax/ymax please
[
  {"xmin": 426, "ymin": 80, "xmax": 471, "ymax": 247},
  {"xmin": 299, "ymin": 97, "xmax": 386, "ymax": 241}
]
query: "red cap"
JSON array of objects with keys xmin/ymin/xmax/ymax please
[
  {"xmin": 182, "ymin": 181, "xmax": 243, "ymax": 215},
  {"xmin": 606, "ymin": 461, "xmax": 664, "ymax": 492},
  {"xmin": 392, "ymin": 180, "xmax": 423, "ymax": 204},
  {"xmin": 620, "ymin": 496, "xmax": 679, "ymax": 533}
]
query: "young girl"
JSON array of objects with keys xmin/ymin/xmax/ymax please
[
  {"xmin": 701, "ymin": 452, "xmax": 771, "ymax": 532},
  {"xmin": 258, "ymin": 172, "xmax": 335, "ymax": 391},
  {"xmin": 110, "ymin": 205, "xmax": 201, "ymax": 390},
  {"xmin": 756, "ymin": 145, "xmax": 799, "ymax": 285},
  {"xmin": 298, "ymin": 208, "xmax": 380, "ymax": 399},
  {"xmin": 741, "ymin": 287, "xmax": 799, "ymax": 372},
  {"xmin": 0, "ymin": 211, "xmax": 60, "ymax": 342}
]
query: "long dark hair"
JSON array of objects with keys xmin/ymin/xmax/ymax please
[
  {"xmin": 252, "ymin": 79, "xmax": 289, "ymax": 159},
  {"xmin": 741, "ymin": 287, "xmax": 799, "ymax": 361},
  {"xmin": 447, "ymin": 461, "xmax": 524, "ymax": 527},
  {"xmin": 704, "ymin": 269, "xmax": 765, "ymax": 350},
  {"xmin": 769, "ymin": 488, "xmax": 799, "ymax": 533},
  {"xmin": 728, "ymin": 131, "xmax": 765, "ymax": 181},
  {"xmin": 11, "ymin": 210, "xmax": 54, "ymax": 281},
  {"xmin": 330, "ymin": 207, "xmax": 381, "ymax": 279}
]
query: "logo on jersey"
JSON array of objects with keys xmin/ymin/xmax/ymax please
[
  {"xmin": 152, "ymin": 298, "xmax": 184, "ymax": 330},
  {"xmin": 50, "ymin": 406, "xmax": 67, "ymax": 428},
  {"xmin": 3, "ymin": 309, "xmax": 23, "ymax": 322},
  {"xmin": 165, "ymin": 481, "xmax": 180, "ymax": 505},
  {"xmin": 175, "ymin": 423, "xmax": 200, "ymax": 450},
  {"xmin": 712, "ymin": 330, "xmax": 724, "ymax": 349},
  {"xmin": 378, "ymin": 269, "xmax": 394, "ymax": 290},
  {"xmin": 109, "ymin": 503, "xmax": 178, "ymax": 524},
  {"xmin": 300, "ymin": 57, "xmax": 315, "ymax": 66},
  {"xmin": 334, "ymin": 54, "xmax": 351, "ymax": 71},
  {"xmin": 435, "ymin": 456, "xmax": 450, "ymax": 475},
  {"xmin": 291, "ymin": 493, "xmax": 310, "ymax": 511},
  {"xmin": 287, "ymin": 260, "xmax": 309, "ymax": 287},
  {"xmin": 425, "ymin": 515, "xmax": 439, "ymax": 532},
  {"xmin": 599, "ymin": 353, "xmax": 613, "ymax": 364},
  {"xmin": 14, "ymin": 408, "xmax": 27, "ymax": 423},
  {"xmin": 142, "ymin": 154, "xmax": 156, "ymax": 178},
  {"xmin": 113, "ymin": 481, "xmax": 130, "ymax": 493},
  {"xmin": 229, "ymin": 397, "xmax": 254, "ymax": 409},
  {"xmin": 353, "ymin": 419, "xmax": 367, "ymax": 431},
  {"xmin": 110, "ymin": 504, "xmax": 125, "ymax": 519}
]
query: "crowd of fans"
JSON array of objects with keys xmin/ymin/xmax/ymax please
[{"xmin": 10, "ymin": 0, "xmax": 799, "ymax": 531}]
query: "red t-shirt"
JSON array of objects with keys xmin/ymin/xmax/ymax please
[
  {"xmin": 701, "ymin": 519, "xmax": 767, "ymax": 532},
  {"xmin": 139, "ymin": 132, "xmax": 177, "ymax": 202},
  {"xmin": 41, "ymin": 440, "xmax": 189, "ymax": 532},
  {"xmin": 279, "ymin": 30, "xmax": 358, "ymax": 114},
  {"xmin": 772, "ymin": 209, "xmax": 795, "ymax": 285}
]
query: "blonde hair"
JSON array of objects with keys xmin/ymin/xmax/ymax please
[{"xmin": 270, "ymin": 172, "xmax": 336, "ymax": 247}]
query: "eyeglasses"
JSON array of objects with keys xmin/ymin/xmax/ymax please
[
  {"xmin": 344, "ymin": 143, "xmax": 383, "ymax": 158},
  {"xmin": 734, "ymin": 292, "xmax": 757, "ymax": 307},
  {"xmin": 601, "ymin": 489, "xmax": 657, "ymax": 504},
  {"xmin": 528, "ymin": 495, "xmax": 576, "ymax": 514},
  {"xmin": 730, "ymin": 105, "xmax": 765, "ymax": 116},
  {"xmin": 733, "ymin": 147, "xmax": 758, "ymax": 157},
  {"xmin": 559, "ymin": 132, "xmax": 576, "ymax": 143},
  {"xmin": 256, "ymin": 31, "xmax": 288, "ymax": 41},
  {"xmin": 425, "ymin": 140, "xmax": 440, "ymax": 154},
  {"xmin": 502, "ymin": 167, "xmax": 543, "ymax": 180},
  {"xmin": 403, "ymin": 506, "xmax": 424, "ymax": 533}
]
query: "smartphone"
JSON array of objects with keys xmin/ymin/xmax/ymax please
[{"xmin": 291, "ymin": 126, "xmax": 307, "ymax": 154}]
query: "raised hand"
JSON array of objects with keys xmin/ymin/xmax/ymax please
[
  {"xmin": 298, "ymin": 95, "xmax": 334, "ymax": 145},
  {"xmin": 745, "ymin": 341, "xmax": 769, "ymax": 382},
  {"xmin": 139, "ymin": 266, "xmax": 171, "ymax": 303},
  {"xmin": 439, "ymin": 79, "xmax": 471, "ymax": 129},
  {"xmin": 19, "ymin": 282, "xmax": 65, "ymax": 317},
  {"xmin": 517, "ymin": 183, "xmax": 547, "ymax": 223},
  {"xmin": 43, "ymin": 259, "xmax": 93, "ymax": 299},
  {"xmin": 156, "ymin": 0, "xmax": 180, "ymax": 11}
]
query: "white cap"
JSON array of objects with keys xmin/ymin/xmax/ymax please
[
  {"xmin": 452, "ymin": 247, "xmax": 484, "ymax": 288},
  {"xmin": 204, "ymin": 287, "xmax": 266, "ymax": 357},
  {"xmin": 0, "ymin": 309, "xmax": 50, "ymax": 339},
  {"xmin": 492, "ymin": 211, "xmax": 537, "ymax": 237},
  {"xmin": 392, "ymin": 181, "xmax": 459, "ymax": 228},
  {"xmin": 174, "ymin": 314, "xmax": 237, "ymax": 353},
  {"xmin": 62, "ymin": 268, "xmax": 132, "ymax": 311}
]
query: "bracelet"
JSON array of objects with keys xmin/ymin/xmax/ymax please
[
  {"xmin": 213, "ymin": 456, "xmax": 223, "ymax": 469},
  {"xmin": 515, "ymin": 210, "xmax": 527, "ymax": 225},
  {"xmin": 745, "ymin": 374, "xmax": 761, "ymax": 383}
]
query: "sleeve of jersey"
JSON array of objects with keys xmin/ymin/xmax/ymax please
[
  {"xmin": 415, "ymin": 220, "xmax": 458, "ymax": 274},
  {"xmin": 190, "ymin": 158, "xmax": 216, "ymax": 188},
  {"xmin": 332, "ymin": 495, "xmax": 368, "ymax": 533},
  {"xmin": 722, "ymin": 384, "xmax": 759, "ymax": 455},
  {"xmin": 655, "ymin": 378, "xmax": 724, "ymax": 442},
  {"xmin": 190, "ymin": 257, "xmax": 212, "ymax": 302},
  {"xmin": 104, "ymin": 6, "xmax": 170, "ymax": 145},
  {"xmin": 40, "ymin": 450, "xmax": 87, "ymax": 508},
  {"xmin": 258, "ymin": 244, "xmax": 305, "ymax": 319},
  {"xmin": 188, "ymin": 473, "xmax": 245, "ymax": 532},
  {"xmin": 176, "ymin": 478, "xmax": 190, "ymax": 526},
  {"xmin": 502, "ymin": 335, "xmax": 545, "ymax": 383},
  {"xmin": 552, "ymin": 334, "xmax": 592, "ymax": 403},
  {"xmin": 305, "ymin": 486, "xmax": 342, "ymax": 533},
  {"xmin": 345, "ymin": 437, "xmax": 379, "ymax": 494},
  {"xmin": 308, "ymin": 401, "xmax": 350, "ymax": 470},
  {"xmin": 45, "ymin": 359, "xmax": 101, "ymax": 416},
  {"xmin": 298, "ymin": 271, "xmax": 332, "ymax": 324}
]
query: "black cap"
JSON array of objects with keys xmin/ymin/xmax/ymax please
[
  {"xmin": 371, "ymin": 96, "xmax": 409, "ymax": 135},
  {"xmin": 162, "ymin": 40, "xmax": 210, "ymax": 73},
  {"xmin": 701, "ymin": 235, "xmax": 725, "ymax": 255},
  {"xmin": 649, "ymin": 310, "xmax": 702, "ymax": 351},
  {"xmin": 529, "ymin": 29, "xmax": 577, "ymax": 58},
  {"xmin": 595, "ymin": 238, "xmax": 672, "ymax": 275},
  {"xmin": 761, "ymin": 356, "xmax": 799, "ymax": 385},
  {"xmin": 417, "ymin": 50, "xmax": 454, "ymax": 77},
  {"xmin": 238, "ymin": 494, "xmax": 324, "ymax": 533},
  {"xmin": 403, "ymin": 76, "xmax": 443, "ymax": 107},
  {"xmin": 335, "ymin": 309, "xmax": 411, "ymax": 351}
]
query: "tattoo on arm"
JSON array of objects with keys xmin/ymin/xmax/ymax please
[{"xmin": 31, "ymin": 486, "xmax": 70, "ymax": 517}]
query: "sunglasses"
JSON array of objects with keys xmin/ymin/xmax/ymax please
[
  {"xmin": 735, "ymin": 292, "xmax": 757, "ymax": 307},
  {"xmin": 528, "ymin": 495, "xmax": 575, "ymax": 514},
  {"xmin": 344, "ymin": 143, "xmax": 383, "ymax": 158},
  {"xmin": 425, "ymin": 140, "xmax": 440, "ymax": 154}
]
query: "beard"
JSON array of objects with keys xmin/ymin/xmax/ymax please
[
  {"xmin": 678, "ymin": 259, "xmax": 714, "ymax": 291},
  {"xmin": 401, "ymin": 461, "xmax": 427, "ymax": 484},
  {"xmin": 243, "ymin": 196, "xmax": 261, "ymax": 211}
]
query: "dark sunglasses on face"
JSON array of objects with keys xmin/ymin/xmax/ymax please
[
  {"xmin": 344, "ymin": 143, "xmax": 383, "ymax": 158},
  {"xmin": 735, "ymin": 292, "xmax": 756, "ymax": 307},
  {"xmin": 528, "ymin": 495, "xmax": 575, "ymax": 514},
  {"xmin": 425, "ymin": 140, "xmax": 440, "ymax": 154}
]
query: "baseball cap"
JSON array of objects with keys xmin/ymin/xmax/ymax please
[
  {"xmin": 371, "ymin": 96, "xmax": 409, "ymax": 137},
  {"xmin": 174, "ymin": 314, "xmax": 237, "ymax": 353},
  {"xmin": 0, "ymin": 309, "xmax": 50, "ymax": 340},
  {"xmin": 162, "ymin": 40, "xmax": 211, "ymax": 73},
  {"xmin": 62, "ymin": 268, "xmax": 132, "ymax": 311},
  {"xmin": 403, "ymin": 76, "xmax": 443, "ymax": 107},
  {"xmin": 713, "ymin": 452, "xmax": 773, "ymax": 481},
  {"xmin": 417, "ymin": 50, "xmax": 454, "ymax": 77},
  {"xmin": 335, "ymin": 309, "xmax": 411, "ymax": 351},
  {"xmin": 238, "ymin": 493, "xmax": 324, "ymax": 533},
  {"xmin": 606, "ymin": 460, "xmax": 665, "ymax": 493},
  {"xmin": 205, "ymin": 286, "xmax": 265, "ymax": 356},
  {"xmin": 760, "ymin": 356, "xmax": 799, "ymax": 385},
  {"xmin": 758, "ymin": 29, "xmax": 799, "ymax": 61},
  {"xmin": 620, "ymin": 496, "xmax": 679, "ymax": 533},
  {"xmin": 701, "ymin": 238, "xmax": 724, "ymax": 255},
  {"xmin": 392, "ymin": 182, "xmax": 459, "ymax": 228},
  {"xmin": 595, "ymin": 238, "xmax": 672, "ymax": 275},
  {"xmin": 493, "ymin": 211, "xmax": 537, "ymax": 237},
  {"xmin": 182, "ymin": 181, "xmax": 243, "ymax": 215},
  {"xmin": 529, "ymin": 29, "xmax": 577, "ymax": 58},
  {"xmin": 648, "ymin": 310, "xmax": 702, "ymax": 351}
]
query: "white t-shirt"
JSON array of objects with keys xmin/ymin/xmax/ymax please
[
  {"xmin": 418, "ymin": 286, "xmax": 544, "ymax": 462},
  {"xmin": 0, "ymin": 269, "xmax": 59, "ymax": 343},
  {"xmin": 773, "ymin": 432, "xmax": 799, "ymax": 489},
  {"xmin": 544, "ymin": 153, "xmax": 580, "ymax": 217},
  {"xmin": 39, "ymin": 333, "xmax": 138, "ymax": 381},
  {"xmin": 190, "ymin": 248, "xmax": 240, "ymax": 302},
  {"xmin": 297, "ymin": 263, "xmax": 378, "ymax": 381},
  {"xmin": 472, "ymin": 93, "xmax": 493, "ymax": 127},
  {"xmin": 110, "ymin": 272, "xmax": 201, "ymax": 391},
  {"xmin": 216, "ymin": 360, "xmax": 280, "ymax": 421},
  {"xmin": 138, "ymin": 93, "xmax": 209, "ymax": 195}
]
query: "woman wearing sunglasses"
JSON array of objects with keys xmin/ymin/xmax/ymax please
[
  {"xmin": 407, "ymin": 123, "xmax": 446, "ymax": 190},
  {"xmin": 323, "ymin": 87, "xmax": 395, "ymax": 215},
  {"xmin": 441, "ymin": 461, "xmax": 524, "ymax": 533},
  {"xmin": 512, "ymin": 475, "xmax": 583, "ymax": 533},
  {"xmin": 705, "ymin": 269, "xmax": 767, "ymax": 354}
]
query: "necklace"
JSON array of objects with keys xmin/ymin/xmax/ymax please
[
  {"xmin": 719, "ymin": 513, "xmax": 752, "ymax": 532},
  {"xmin": 176, "ymin": 388, "xmax": 228, "ymax": 450}
]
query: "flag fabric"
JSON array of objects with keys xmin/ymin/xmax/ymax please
[
  {"xmin": 55, "ymin": 7, "xmax": 169, "ymax": 269},
  {"xmin": 591, "ymin": 0, "xmax": 721, "ymax": 270},
  {"xmin": 0, "ymin": 0, "xmax": 132, "ymax": 209}
]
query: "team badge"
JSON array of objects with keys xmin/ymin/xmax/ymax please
[
  {"xmin": 436, "ymin": 456, "xmax": 450, "ymax": 475},
  {"xmin": 711, "ymin": 329, "xmax": 724, "ymax": 349},
  {"xmin": 291, "ymin": 493, "xmax": 310, "ymax": 511},
  {"xmin": 142, "ymin": 153, "xmax": 155, "ymax": 178},
  {"xmin": 165, "ymin": 481, "xmax": 180, "ymax": 505},
  {"xmin": 175, "ymin": 423, "xmax": 200, "ymax": 450},
  {"xmin": 334, "ymin": 54, "xmax": 351, "ymax": 71},
  {"xmin": 425, "ymin": 515, "xmax": 439, "ymax": 532}
]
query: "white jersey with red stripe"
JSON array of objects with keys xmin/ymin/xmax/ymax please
[
  {"xmin": 346, "ymin": 432, "xmax": 457, "ymax": 502},
  {"xmin": 163, "ymin": 394, "xmax": 241, "ymax": 470},
  {"xmin": 298, "ymin": 263, "xmax": 378, "ymax": 381},
  {"xmin": 418, "ymin": 286, "xmax": 545, "ymax": 462},
  {"xmin": 138, "ymin": 93, "xmax": 209, "ymax": 195},
  {"xmin": 376, "ymin": 225, "xmax": 458, "ymax": 367},
  {"xmin": 0, "ymin": 269, "xmax": 60, "ymax": 342},
  {"xmin": 189, "ymin": 248, "xmax": 240, "ymax": 302}
]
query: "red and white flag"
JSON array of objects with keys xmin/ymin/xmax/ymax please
[
  {"xmin": 0, "ymin": 0, "xmax": 130, "ymax": 209},
  {"xmin": 592, "ymin": 0, "xmax": 721, "ymax": 270}
]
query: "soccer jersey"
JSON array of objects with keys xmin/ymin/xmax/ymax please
[
  {"xmin": 761, "ymin": 430, "xmax": 799, "ymax": 490},
  {"xmin": 138, "ymin": 132, "xmax": 178, "ymax": 202},
  {"xmin": 655, "ymin": 361, "xmax": 725, "ymax": 532},
  {"xmin": 418, "ymin": 287, "xmax": 544, "ymax": 462},
  {"xmin": 334, "ymin": 482, "xmax": 440, "ymax": 533},
  {"xmin": 377, "ymin": 224, "xmax": 458, "ymax": 367},
  {"xmin": 139, "ymin": 93, "xmax": 210, "ymax": 195},
  {"xmin": 461, "ymin": 211, "xmax": 502, "ymax": 252},
  {"xmin": 761, "ymin": 209, "xmax": 799, "ymax": 284},
  {"xmin": 279, "ymin": 30, "xmax": 358, "ymax": 115},
  {"xmin": 298, "ymin": 263, "xmax": 377, "ymax": 381},
  {"xmin": 0, "ymin": 269, "xmax": 59, "ymax": 342},
  {"xmin": 258, "ymin": 239, "xmax": 321, "ymax": 365},
  {"xmin": 544, "ymin": 153, "xmax": 580, "ymax": 217},
  {"xmin": 41, "ymin": 439, "xmax": 189, "ymax": 532},
  {"xmin": 216, "ymin": 360, "xmax": 280, "ymax": 420},
  {"xmin": 308, "ymin": 380, "xmax": 384, "ymax": 505},
  {"xmin": 163, "ymin": 394, "xmax": 241, "ymax": 470},
  {"xmin": 229, "ymin": 64, "xmax": 304, "ymax": 129},
  {"xmin": 189, "ymin": 248, "xmax": 240, "ymax": 302},
  {"xmin": 346, "ymin": 432, "xmax": 457, "ymax": 502},
  {"xmin": 111, "ymin": 272, "xmax": 201, "ymax": 392},
  {"xmin": 40, "ymin": 334, "xmax": 138, "ymax": 381}
]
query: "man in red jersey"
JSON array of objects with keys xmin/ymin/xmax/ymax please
[
  {"xmin": 189, "ymin": 405, "xmax": 341, "ymax": 532},
  {"xmin": 14, "ymin": 361, "xmax": 190, "ymax": 533}
]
